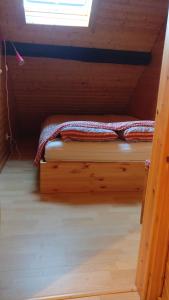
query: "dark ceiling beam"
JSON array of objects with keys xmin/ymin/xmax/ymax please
[{"xmin": 4, "ymin": 41, "xmax": 151, "ymax": 65}]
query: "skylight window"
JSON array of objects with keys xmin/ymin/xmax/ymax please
[{"xmin": 23, "ymin": 0, "xmax": 93, "ymax": 27}]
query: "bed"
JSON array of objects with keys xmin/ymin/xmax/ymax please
[{"xmin": 36, "ymin": 115, "xmax": 153, "ymax": 194}]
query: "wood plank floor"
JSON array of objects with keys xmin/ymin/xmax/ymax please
[{"xmin": 0, "ymin": 140, "xmax": 141, "ymax": 300}]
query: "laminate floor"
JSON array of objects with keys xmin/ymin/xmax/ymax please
[{"xmin": 0, "ymin": 140, "xmax": 141, "ymax": 300}]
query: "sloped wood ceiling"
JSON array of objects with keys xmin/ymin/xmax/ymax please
[
  {"xmin": 0, "ymin": 0, "xmax": 168, "ymax": 135},
  {"xmin": 0, "ymin": 0, "xmax": 167, "ymax": 50}
]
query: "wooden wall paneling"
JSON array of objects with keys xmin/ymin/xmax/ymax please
[
  {"xmin": 161, "ymin": 286, "xmax": 169, "ymax": 300},
  {"xmin": 0, "ymin": 0, "xmax": 168, "ymax": 51},
  {"xmin": 128, "ymin": 24, "xmax": 166, "ymax": 120},
  {"xmin": 5, "ymin": 61, "xmax": 18, "ymax": 139},
  {"xmin": 136, "ymin": 7, "xmax": 169, "ymax": 300},
  {"xmin": 164, "ymin": 264, "xmax": 169, "ymax": 299},
  {"xmin": 161, "ymin": 262, "xmax": 169, "ymax": 300},
  {"xmin": 7, "ymin": 57, "xmax": 145, "ymax": 136},
  {"xmin": 0, "ymin": 43, "xmax": 9, "ymax": 170}
]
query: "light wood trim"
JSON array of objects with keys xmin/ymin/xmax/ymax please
[
  {"xmin": 40, "ymin": 161, "xmax": 146, "ymax": 194},
  {"xmin": 140, "ymin": 167, "xmax": 149, "ymax": 224},
  {"xmin": 28, "ymin": 290, "xmax": 138, "ymax": 300},
  {"xmin": 136, "ymin": 7, "xmax": 169, "ymax": 300}
]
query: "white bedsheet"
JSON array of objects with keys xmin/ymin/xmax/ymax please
[{"xmin": 45, "ymin": 139, "xmax": 152, "ymax": 162}]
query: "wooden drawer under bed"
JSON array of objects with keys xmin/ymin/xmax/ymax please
[{"xmin": 40, "ymin": 160, "xmax": 147, "ymax": 194}]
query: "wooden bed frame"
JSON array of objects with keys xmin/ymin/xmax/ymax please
[
  {"xmin": 40, "ymin": 140, "xmax": 152, "ymax": 194},
  {"xmin": 40, "ymin": 160, "xmax": 146, "ymax": 194}
]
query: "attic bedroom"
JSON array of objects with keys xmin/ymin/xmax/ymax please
[{"xmin": 0, "ymin": 1, "xmax": 168, "ymax": 300}]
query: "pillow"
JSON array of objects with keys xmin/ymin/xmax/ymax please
[
  {"xmin": 122, "ymin": 126, "xmax": 154, "ymax": 141},
  {"xmin": 60, "ymin": 126, "xmax": 118, "ymax": 142}
]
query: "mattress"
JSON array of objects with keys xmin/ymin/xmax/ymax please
[
  {"xmin": 44, "ymin": 114, "xmax": 152, "ymax": 162},
  {"xmin": 45, "ymin": 139, "xmax": 152, "ymax": 162}
]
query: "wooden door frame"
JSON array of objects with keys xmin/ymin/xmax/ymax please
[{"xmin": 136, "ymin": 8, "xmax": 169, "ymax": 300}]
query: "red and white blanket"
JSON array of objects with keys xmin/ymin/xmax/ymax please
[{"xmin": 34, "ymin": 119, "xmax": 154, "ymax": 165}]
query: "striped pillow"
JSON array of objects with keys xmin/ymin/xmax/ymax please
[
  {"xmin": 60, "ymin": 126, "xmax": 118, "ymax": 142},
  {"xmin": 122, "ymin": 126, "xmax": 154, "ymax": 141}
]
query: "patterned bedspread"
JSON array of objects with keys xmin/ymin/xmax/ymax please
[{"xmin": 34, "ymin": 117, "xmax": 154, "ymax": 165}]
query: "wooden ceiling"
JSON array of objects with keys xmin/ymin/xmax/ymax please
[
  {"xmin": 0, "ymin": 0, "xmax": 168, "ymax": 135},
  {"xmin": 0, "ymin": 0, "xmax": 168, "ymax": 51}
]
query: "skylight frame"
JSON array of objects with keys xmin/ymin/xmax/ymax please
[{"xmin": 23, "ymin": 0, "xmax": 93, "ymax": 27}]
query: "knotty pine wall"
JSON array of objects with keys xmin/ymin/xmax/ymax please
[
  {"xmin": 128, "ymin": 25, "xmax": 166, "ymax": 120},
  {"xmin": 0, "ymin": 46, "xmax": 9, "ymax": 169},
  {"xmin": 0, "ymin": 0, "xmax": 168, "ymax": 136},
  {"xmin": 7, "ymin": 58, "xmax": 145, "ymax": 135}
]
